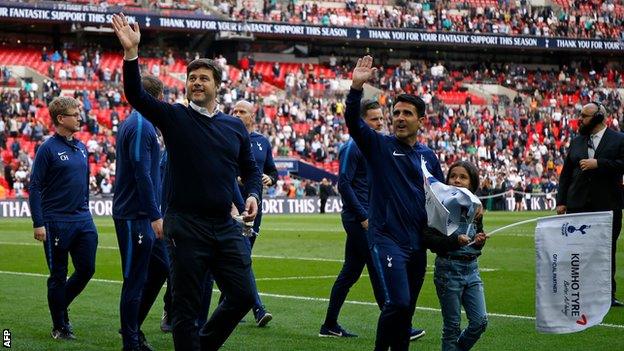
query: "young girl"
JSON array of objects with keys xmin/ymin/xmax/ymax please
[{"xmin": 423, "ymin": 161, "xmax": 488, "ymax": 351}]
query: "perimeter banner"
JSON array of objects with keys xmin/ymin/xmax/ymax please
[{"xmin": 0, "ymin": 196, "xmax": 344, "ymax": 218}]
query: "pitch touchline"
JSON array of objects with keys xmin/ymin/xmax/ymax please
[
  {"xmin": 0, "ymin": 241, "xmax": 498, "ymax": 271},
  {"xmin": 0, "ymin": 270, "xmax": 620, "ymax": 330},
  {"xmin": 0, "ymin": 241, "xmax": 344, "ymax": 262},
  {"xmin": 0, "ymin": 242, "xmax": 497, "ymax": 270}
]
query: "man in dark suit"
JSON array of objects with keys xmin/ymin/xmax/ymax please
[
  {"xmin": 319, "ymin": 178, "xmax": 332, "ymax": 214},
  {"xmin": 556, "ymin": 102, "xmax": 624, "ymax": 307}
]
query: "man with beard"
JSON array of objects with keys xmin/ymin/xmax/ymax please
[{"xmin": 557, "ymin": 101, "xmax": 624, "ymax": 307}]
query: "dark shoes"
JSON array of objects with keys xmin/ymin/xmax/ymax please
[
  {"xmin": 318, "ymin": 324, "xmax": 358, "ymax": 338},
  {"xmin": 160, "ymin": 310, "xmax": 172, "ymax": 333},
  {"xmin": 253, "ymin": 307, "xmax": 273, "ymax": 327},
  {"xmin": 51, "ymin": 327, "xmax": 75, "ymax": 340},
  {"xmin": 612, "ymin": 298, "xmax": 624, "ymax": 307},
  {"xmin": 409, "ymin": 328, "xmax": 426, "ymax": 341}
]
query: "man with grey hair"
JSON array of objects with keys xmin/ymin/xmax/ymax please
[{"xmin": 29, "ymin": 96, "xmax": 98, "ymax": 340}]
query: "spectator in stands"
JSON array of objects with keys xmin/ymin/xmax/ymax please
[
  {"xmin": 151, "ymin": 62, "xmax": 160, "ymax": 77},
  {"xmin": 13, "ymin": 178, "xmax": 24, "ymax": 198},
  {"xmin": 75, "ymin": 64, "xmax": 85, "ymax": 80},
  {"xmin": 10, "ymin": 138, "xmax": 20, "ymax": 158},
  {"xmin": 2, "ymin": 66, "xmax": 10, "ymax": 84},
  {"xmin": 272, "ymin": 62, "xmax": 281, "ymax": 78},
  {"xmin": 51, "ymin": 50, "xmax": 61, "ymax": 62},
  {"xmin": 100, "ymin": 177, "xmax": 112, "ymax": 195}
]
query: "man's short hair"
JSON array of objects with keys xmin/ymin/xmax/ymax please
[
  {"xmin": 187, "ymin": 58, "xmax": 222, "ymax": 85},
  {"xmin": 393, "ymin": 94, "xmax": 426, "ymax": 118},
  {"xmin": 361, "ymin": 99, "xmax": 381, "ymax": 118},
  {"xmin": 142, "ymin": 75, "xmax": 163, "ymax": 98},
  {"xmin": 48, "ymin": 96, "xmax": 80, "ymax": 126}
]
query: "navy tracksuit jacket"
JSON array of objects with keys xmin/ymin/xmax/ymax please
[
  {"xmin": 112, "ymin": 110, "xmax": 165, "ymax": 349},
  {"xmin": 344, "ymin": 88, "xmax": 444, "ymax": 351},
  {"xmin": 29, "ymin": 133, "xmax": 97, "ymax": 331}
]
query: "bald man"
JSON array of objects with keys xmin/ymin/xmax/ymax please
[
  {"xmin": 231, "ymin": 100, "xmax": 278, "ymax": 325},
  {"xmin": 557, "ymin": 102, "xmax": 624, "ymax": 307}
]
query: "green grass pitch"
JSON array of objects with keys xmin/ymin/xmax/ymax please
[{"xmin": 0, "ymin": 212, "xmax": 623, "ymax": 350}]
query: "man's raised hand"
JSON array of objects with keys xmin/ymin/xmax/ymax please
[
  {"xmin": 111, "ymin": 13, "xmax": 140, "ymax": 59},
  {"xmin": 351, "ymin": 55, "xmax": 377, "ymax": 90}
]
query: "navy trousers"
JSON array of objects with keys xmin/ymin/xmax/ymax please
[
  {"xmin": 323, "ymin": 219, "xmax": 384, "ymax": 327},
  {"xmin": 198, "ymin": 233, "xmax": 264, "ymax": 327},
  {"xmin": 371, "ymin": 236, "xmax": 426, "ymax": 351},
  {"xmin": 137, "ymin": 236, "xmax": 170, "ymax": 327},
  {"xmin": 114, "ymin": 218, "xmax": 157, "ymax": 349},
  {"xmin": 166, "ymin": 213, "xmax": 254, "ymax": 351},
  {"xmin": 43, "ymin": 219, "xmax": 98, "ymax": 330}
]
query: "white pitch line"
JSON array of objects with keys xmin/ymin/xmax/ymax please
[
  {"xmin": 257, "ymin": 268, "xmax": 498, "ymax": 281},
  {"xmin": 0, "ymin": 241, "xmax": 500, "ymax": 271},
  {"xmin": 0, "ymin": 270, "xmax": 123, "ymax": 284},
  {"xmin": 1, "ymin": 270, "xmax": 621, "ymax": 330},
  {"xmin": 0, "ymin": 241, "xmax": 344, "ymax": 262},
  {"xmin": 256, "ymin": 275, "xmax": 339, "ymax": 281},
  {"xmin": 253, "ymin": 254, "xmax": 343, "ymax": 262}
]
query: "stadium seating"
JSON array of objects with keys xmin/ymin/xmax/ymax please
[{"xmin": 2, "ymin": 40, "xmax": 624, "ymax": 198}]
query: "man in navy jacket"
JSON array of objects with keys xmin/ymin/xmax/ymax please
[
  {"xmin": 113, "ymin": 75, "xmax": 165, "ymax": 351},
  {"xmin": 112, "ymin": 14, "xmax": 262, "ymax": 351},
  {"xmin": 231, "ymin": 99, "xmax": 277, "ymax": 326},
  {"xmin": 29, "ymin": 96, "xmax": 97, "ymax": 340},
  {"xmin": 345, "ymin": 56, "xmax": 444, "ymax": 351},
  {"xmin": 320, "ymin": 99, "xmax": 386, "ymax": 337}
]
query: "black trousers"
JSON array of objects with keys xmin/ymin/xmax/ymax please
[
  {"xmin": 320, "ymin": 197, "xmax": 328, "ymax": 214},
  {"xmin": 138, "ymin": 238, "xmax": 170, "ymax": 327},
  {"xmin": 568, "ymin": 208, "xmax": 622, "ymax": 297},
  {"xmin": 165, "ymin": 212, "xmax": 254, "ymax": 351}
]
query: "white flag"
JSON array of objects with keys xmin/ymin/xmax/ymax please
[
  {"xmin": 421, "ymin": 157, "xmax": 481, "ymax": 236},
  {"xmin": 535, "ymin": 212, "xmax": 612, "ymax": 333}
]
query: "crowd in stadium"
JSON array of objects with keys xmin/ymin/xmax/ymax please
[
  {"xmin": 73, "ymin": 0, "xmax": 624, "ymax": 40},
  {"xmin": 216, "ymin": 0, "xmax": 624, "ymax": 39},
  {"xmin": 1, "ymin": 39, "xmax": 623, "ymax": 202}
]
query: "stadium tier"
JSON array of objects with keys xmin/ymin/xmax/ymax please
[
  {"xmin": 1, "ymin": 0, "xmax": 624, "ymax": 201},
  {"xmin": 2, "ymin": 43, "xmax": 622, "ymax": 200}
]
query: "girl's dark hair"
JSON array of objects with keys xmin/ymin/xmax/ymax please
[{"xmin": 446, "ymin": 161, "xmax": 480, "ymax": 193}]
